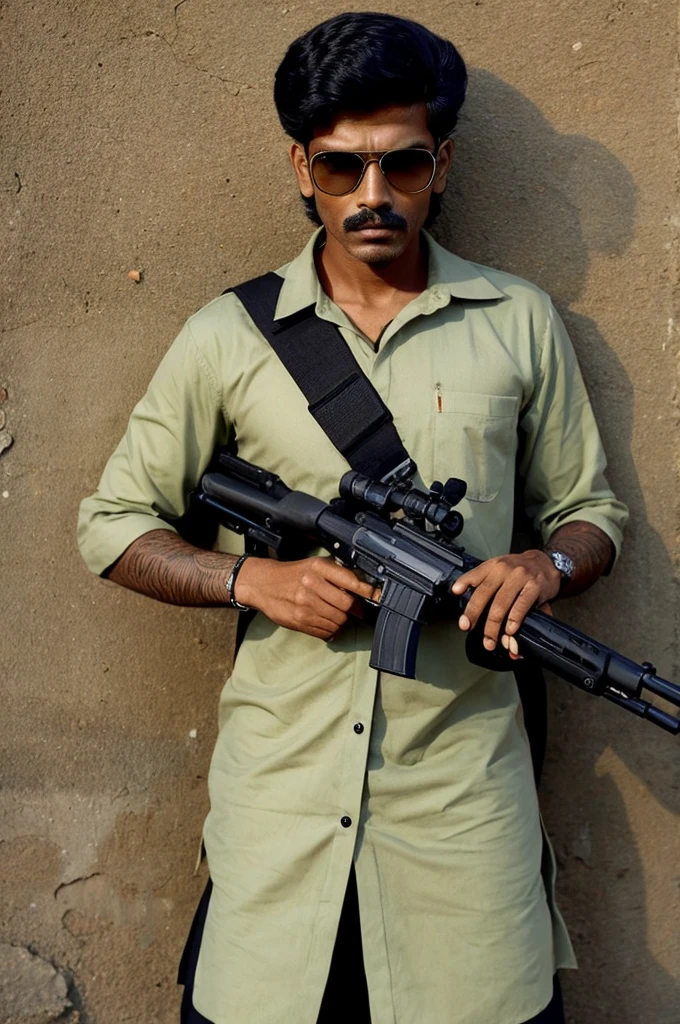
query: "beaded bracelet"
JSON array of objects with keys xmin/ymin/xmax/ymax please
[{"xmin": 225, "ymin": 554, "xmax": 251, "ymax": 611}]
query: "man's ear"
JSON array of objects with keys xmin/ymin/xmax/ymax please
[
  {"xmin": 290, "ymin": 143, "xmax": 315, "ymax": 198},
  {"xmin": 432, "ymin": 139, "xmax": 454, "ymax": 195}
]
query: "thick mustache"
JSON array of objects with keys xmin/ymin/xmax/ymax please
[{"xmin": 343, "ymin": 209, "xmax": 408, "ymax": 233}]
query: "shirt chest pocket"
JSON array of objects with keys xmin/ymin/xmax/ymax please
[{"xmin": 433, "ymin": 390, "xmax": 520, "ymax": 502}]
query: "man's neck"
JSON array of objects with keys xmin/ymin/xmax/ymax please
[{"xmin": 316, "ymin": 232, "xmax": 428, "ymax": 307}]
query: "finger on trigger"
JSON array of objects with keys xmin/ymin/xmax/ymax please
[
  {"xmin": 352, "ymin": 575, "xmax": 381, "ymax": 599},
  {"xmin": 324, "ymin": 561, "xmax": 371, "ymax": 595}
]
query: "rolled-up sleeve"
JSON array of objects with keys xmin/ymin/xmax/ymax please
[
  {"xmin": 78, "ymin": 320, "xmax": 228, "ymax": 576},
  {"xmin": 518, "ymin": 301, "xmax": 628, "ymax": 563}
]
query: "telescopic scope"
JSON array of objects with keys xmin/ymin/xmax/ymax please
[{"xmin": 339, "ymin": 471, "xmax": 467, "ymax": 537}]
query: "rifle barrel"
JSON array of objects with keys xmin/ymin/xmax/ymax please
[
  {"xmin": 603, "ymin": 691, "xmax": 680, "ymax": 734},
  {"xmin": 643, "ymin": 671, "xmax": 680, "ymax": 705}
]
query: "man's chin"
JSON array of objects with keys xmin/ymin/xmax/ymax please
[{"xmin": 345, "ymin": 235, "xmax": 411, "ymax": 265}]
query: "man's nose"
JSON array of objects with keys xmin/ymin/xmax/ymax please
[{"xmin": 356, "ymin": 160, "xmax": 393, "ymax": 209}]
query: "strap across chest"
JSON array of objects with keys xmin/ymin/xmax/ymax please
[{"xmin": 228, "ymin": 272, "xmax": 415, "ymax": 482}]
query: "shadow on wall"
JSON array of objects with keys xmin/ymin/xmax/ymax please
[
  {"xmin": 433, "ymin": 69, "xmax": 679, "ymax": 1023},
  {"xmin": 439, "ymin": 68, "xmax": 636, "ymax": 304}
]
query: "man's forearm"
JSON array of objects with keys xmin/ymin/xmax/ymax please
[
  {"xmin": 544, "ymin": 520, "xmax": 615, "ymax": 598},
  {"xmin": 107, "ymin": 530, "xmax": 238, "ymax": 606},
  {"xmin": 106, "ymin": 531, "xmax": 376, "ymax": 638}
]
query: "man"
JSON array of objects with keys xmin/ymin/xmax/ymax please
[{"xmin": 78, "ymin": 13, "xmax": 628, "ymax": 1024}]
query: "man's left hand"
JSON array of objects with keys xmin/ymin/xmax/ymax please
[{"xmin": 451, "ymin": 551, "xmax": 561, "ymax": 660}]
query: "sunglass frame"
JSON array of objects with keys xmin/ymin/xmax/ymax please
[{"xmin": 308, "ymin": 147, "xmax": 439, "ymax": 197}]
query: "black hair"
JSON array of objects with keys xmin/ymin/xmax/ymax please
[
  {"xmin": 274, "ymin": 12, "xmax": 467, "ymax": 145},
  {"xmin": 274, "ymin": 13, "xmax": 467, "ymax": 225}
]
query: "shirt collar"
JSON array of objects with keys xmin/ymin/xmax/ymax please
[{"xmin": 273, "ymin": 228, "xmax": 504, "ymax": 322}]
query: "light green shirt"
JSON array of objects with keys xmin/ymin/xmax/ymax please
[{"xmin": 78, "ymin": 231, "xmax": 628, "ymax": 1024}]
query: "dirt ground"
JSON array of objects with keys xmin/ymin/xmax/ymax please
[{"xmin": 1, "ymin": 1, "xmax": 678, "ymax": 1022}]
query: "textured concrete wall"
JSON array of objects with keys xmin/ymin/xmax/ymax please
[{"xmin": 1, "ymin": 1, "xmax": 678, "ymax": 1021}]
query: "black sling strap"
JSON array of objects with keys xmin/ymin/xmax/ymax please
[{"xmin": 229, "ymin": 272, "xmax": 413, "ymax": 481}]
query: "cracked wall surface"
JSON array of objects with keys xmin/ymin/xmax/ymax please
[{"xmin": 1, "ymin": 1, "xmax": 679, "ymax": 1022}]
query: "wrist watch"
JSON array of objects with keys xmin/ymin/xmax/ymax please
[{"xmin": 546, "ymin": 549, "xmax": 575, "ymax": 589}]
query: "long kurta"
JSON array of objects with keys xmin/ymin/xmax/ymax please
[{"xmin": 78, "ymin": 230, "xmax": 628, "ymax": 1024}]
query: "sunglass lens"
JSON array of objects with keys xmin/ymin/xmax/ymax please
[
  {"xmin": 312, "ymin": 152, "xmax": 365, "ymax": 195},
  {"xmin": 382, "ymin": 150, "xmax": 436, "ymax": 192}
]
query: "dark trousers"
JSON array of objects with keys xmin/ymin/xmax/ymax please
[{"xmin": 179, "ymin": 867, "xmax": 565, "ymax": 1024}]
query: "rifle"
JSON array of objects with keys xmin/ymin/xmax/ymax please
[{"xmin": 194, "ymin": 451, "xmax": 680, "ymax": 736}]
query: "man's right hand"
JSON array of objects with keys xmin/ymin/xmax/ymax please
[{"xmin": 236, "ymin": 556, "xmax": 377, "ymax": 640}]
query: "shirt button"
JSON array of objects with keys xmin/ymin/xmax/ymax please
[
  {"xmin": 353, "ymin": 722, "xmax": 364, "ymax": 734},
  {"xmin": 340, "ymin": 815, "xmax": 352, "ymax": 828}
]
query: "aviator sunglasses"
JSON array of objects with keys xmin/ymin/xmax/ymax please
[{"xmin": 308, "ymin": 147, "xmax": 439, "ymax": 196}]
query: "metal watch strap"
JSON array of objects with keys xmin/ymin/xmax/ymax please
[{"xmin": 546, "ymin": 549, "xmax": 575, "ymax": 589}]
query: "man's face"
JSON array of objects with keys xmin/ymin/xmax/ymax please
[{"xmin": 291, "ymin": 104, "xmax": 453, "ymax": 266}]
